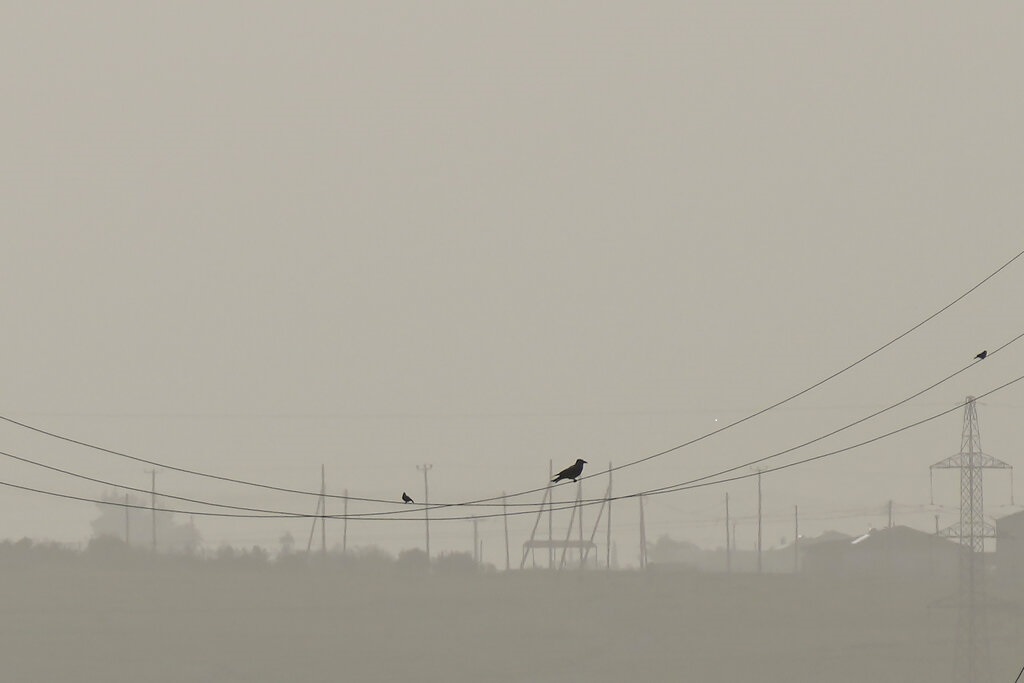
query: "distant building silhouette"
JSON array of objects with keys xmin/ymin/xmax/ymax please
[
  {"xmin": 801, "ymin": 525, "xmax": 964, "ymax": 579},
  {"xmin": 995, "ymin": 510, "xmax": 1024, "ymax": 587}
]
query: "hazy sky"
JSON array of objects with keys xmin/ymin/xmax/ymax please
[{"xmin": 2, "ymin": 3, "xmax": 1022, "ymax": 560}]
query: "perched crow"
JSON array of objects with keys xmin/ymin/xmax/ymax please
[
  {"xmin": 402, "ymin": 492, "xmax": 414, "ymax": 504},
  {"xmin": 975, "ymin": 350, "xmax": 988, "ymax": 360},
  {"xmin": 552, "ymin": 459, "xmax": 588, "ymax": 483}
]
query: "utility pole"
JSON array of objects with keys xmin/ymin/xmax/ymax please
[
  {"xmin": 147, "ymin": 469, "xmax": 157, "ymax": 553},
  {"xmin": 757, "ymin": 469, "xmax": 763, "ymax": 574},
  {"xmin": 578, "ymin": 480, "xmax": 585, "ymax": 569},
  {"xmin": 417, "ymin": 464, "xmax": 433, "ymax": 561},
  {"xmin": 342, "ymin": 489, "xmax": 349, "ymax": 556},
  {"xmin": 606, "ymin": 463, "xmax": 613, "ymax": 571},
  {"xmin": 638, "ymin": 495, "xmax": 648, "ymax": 569},
  {"xmin": 888, "ymin": 499, "xmax": 894, "ymax": 528},
  {"xmin": 502, "ymin": 492, "xmax": 510, "ymax": 572},
  {"xmin": 548, "ymin": 460, "xmax": 554, "ymax": 569},
  {"xmin": 472, "ymin": 517, "xmax": 480, "ymax": 565},
  {"xmin": 124, "ymin": 492, "xmax": 130, "ymax": 545},
  {"xmin": 725, "ymin": 492, "xmax": 731, "ymax": 574},
  {"xmin": 794, "ymin": 505, "xmax": 799, "ymax": 574},
  {"xmin": 320, "ymin": 464, "xmax": 327, "ymax": 560}
]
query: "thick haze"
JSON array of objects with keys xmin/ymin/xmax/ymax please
[{"xmin": 2, "ymin": 3, "xmax": 1022, "ymax": 559}]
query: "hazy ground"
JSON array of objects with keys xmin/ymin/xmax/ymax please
[{"xmin": 3, "ymin": 559, "xmax": 1021, "ymax": 683}]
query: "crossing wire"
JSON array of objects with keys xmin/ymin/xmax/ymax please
[
  {"xmin": 5, "ymin": 324, "xmax": 1022, "ymax": 519},
  {"xmin": 2, "ymin": 371, "xmax": 1022, "ymax": 523},
  {"xmin": 0, "ymin": 249, "xmax": 1020, "ymax": 510}
]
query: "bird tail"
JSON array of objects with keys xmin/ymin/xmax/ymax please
[{"xmin": 551, "ymin": 476, "xmax": 561, "ymax": 483}]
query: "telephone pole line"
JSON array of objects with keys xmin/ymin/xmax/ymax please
[{"xmin": 417, "ymin": 464, "xmax": 433, "ymax": 561}]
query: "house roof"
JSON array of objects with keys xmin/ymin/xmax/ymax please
[
  {"xmin": 995, "ymin": 508, "xmax": 1024, "ymax": 527},
  {"xmin": 802, "ymin": 525, "xmax": 963, "ymax": 554}
]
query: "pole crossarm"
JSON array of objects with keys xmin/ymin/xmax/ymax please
[
  {"xmin": 937, "ymin": 521, "xmax": 998, "ymax": 540},
  {"xmin": 931, "ymin": 453, "xmax": 1012, "ymax": 470}
]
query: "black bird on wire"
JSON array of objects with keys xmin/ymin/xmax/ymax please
[
  {"xmin": 402, "ymin": 492, "xmax": 414, "ymax": 504},
  {"xmin": 975, "ymin": 350, "xmax": 988, "ymax": 360},
  {"xmin": 552, "ymin": 458, "xmax": 588, "ymax": 483}
]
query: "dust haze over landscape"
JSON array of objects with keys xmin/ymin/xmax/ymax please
[{"xmin": 3, "ymin": 3, "xmax": 1024, "ymax": 682}]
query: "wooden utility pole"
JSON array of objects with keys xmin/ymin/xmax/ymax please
[
  {"xmin": 639, "ymin": 495, "xmax": 648, "ymax": 569},
  {"xmin": 548, "ymin": 460, "xmax": 554, "ymax": 569},
  {"xmin": 725, "ymin": 492, "xmax": 731, "ymax": 574},
  {"xmin": 417, "ymin": 464, "xmax": 433, "ymax": 560},
  {"xmin": 502, "ymin": 492, "xmax": 510, "ymax": 571},
  {"xmin": 342, "ymin": 489, "xmax": 349, "ymax": 555},
  {"xmin": 793, "ymin": 505, "xmax": 799, "ymax": 574},
  {"xmin": 147, "ymin": 470, "xmax": 157, "ymax": 553},
  {"xmin": 757, "ymin": 470, "xmax": 763, "ymax": 574},
  {"xmin": 472, "ymin": 517, "xmax": 480, "ymax": 565},
  {"xmin": 887, "ymin": 499, "xmax": 893, "ymax": 528},
  {"xmin": 606, "ymin": 463, "xmax": 613, "ymax": 571},
  {"xmin": 577, "ymin": 480, "xmax": 584, "ymax": 569},
  {"xmin": 320, "ymin": 464, "xmax": 327, "ymax": 559}
]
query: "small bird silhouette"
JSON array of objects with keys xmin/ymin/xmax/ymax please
[
  {"xmin": 402, "ymin": 492, "xmax": 414, "ymax": 504},
  {"xmin": 552, "ymin": 459, "xmax": 588, "ymax": 483},
  {"xmin": 975, "ymin": 350, "xmax": 988, "ymax": 360}
]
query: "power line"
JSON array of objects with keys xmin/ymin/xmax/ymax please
[
  {"xmin": 620, "ymin": 328, "xmax": 1024, "ymax": 503},
  {"xmin": 0, "ymin": 449, "xmax": 310, "ymax": 517},
  {"xmin": 463, "ymin": 247, "xmax": 1024, "ymax": 503},
  {"xmin": 0, "ymin": 249, "xmax": 1018, "ymax": 511},
  {"xmin": 3, "ymin": 371, "xmax": 1022, "ymax": 524},
  {"xmin": 3, "ymin": 328, "xmax": 1022, "ymax": 522}
]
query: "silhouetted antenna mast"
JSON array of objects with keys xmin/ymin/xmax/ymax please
[{"xmin": 931, "ymin": 396, "xmax": 1012, "ymax": 683}]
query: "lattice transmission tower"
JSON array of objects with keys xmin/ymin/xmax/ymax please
[{"xmin": 931, "ymin": 396, "xmax": 1012, "ymax": 683}]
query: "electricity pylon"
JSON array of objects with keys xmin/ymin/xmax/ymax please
[{"xmin": 931, "ymin": 397, "xmax": 1012, "ymax": 683}]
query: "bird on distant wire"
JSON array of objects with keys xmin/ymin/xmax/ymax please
[
  {"xmin": 975, "ymin": 350, "xmax": 988, "ymax": 360},
  {"xmin": 402, "ymin": 492, "xmax": 414, "ymax": 504},
  {"xmin": 552, "ymin": 459, "xmax": 588, "ymax": 483}
]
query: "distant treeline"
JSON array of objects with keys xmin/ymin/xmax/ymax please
[{"xmin": 0, "ymin": 535, "xmax": 486, "ymax": 574}]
